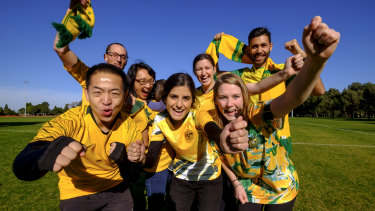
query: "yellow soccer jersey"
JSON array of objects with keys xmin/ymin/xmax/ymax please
[
  {"xmin": 32, "ymin": 105, "xmax": 141, "ymax": 200},
  {"xmin": 150, "ymin": 109, "xmax": 221, "ymax": 181},
  {"xmin": 223, "ymin": 101, "xmax": 298, "ymax": 204},
  {"xmin": 195, "ymin": 86, "xmax": 216, "ymax": 116}
]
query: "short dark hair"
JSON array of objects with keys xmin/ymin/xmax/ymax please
[
  {"xmin": 126, "ymin": 62, "xmax": 156, "ymax": 99},
  {"xmin": 162, "ymin": 73, "xmax": 196, "ymax": 107},
  {"xmin": 105, "ymin": 43, "xmax": 127, "ymax": 55},
  {"xmin": 86, "ymin": 63, "xmax": 128, "ymax": 91},
  {"xmin": 248, "ymin": 27, "xmax": 271, "ymax": 44}
]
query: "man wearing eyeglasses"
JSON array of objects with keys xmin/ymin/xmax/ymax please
[{"xmin": 53, "ymin": 2, "xmax": 128, "ymax": 107}]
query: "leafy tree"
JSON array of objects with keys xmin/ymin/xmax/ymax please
[
  {"xmin": 26, "ymin": 102, "xmax": 35, "ymax": 115},
  {"xmin": 348, "ymin": 82, "xmax": 363, "ymax": 92},
  {"xmin": 341, "ymin": 88, "xmax": 360, "ymax": 118},
  {"xmin": 363, "ymin": 82, "xmax": 375, "ymax": 119},
  {"xmin": 63, "ymin": 104, "xmax": 70, "ymax": 112},
  {"xmin": 3, "ymin": 104, "xmax": 16, "ymax": 115},
  {"xmin": 51, "ymin": 106, "xmax": 64, "ymax": 115},
  {"xmin": 40, "ymin": 102, "xmax": 50, "ymax": 114},
  {"xmin": 18, "ymin": 108, "xmax": 25, "ymax": 115}
]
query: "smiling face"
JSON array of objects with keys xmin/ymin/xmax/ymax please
[
  {"xmin": 104, "ymin": 44, "xmax": 127, "ymax": 70},
  {"xmin": 165, "ymin": 85, "xmax": 193, "ymax": 127},
  {"xmin": 247, "ymin": 34, "xmax": 273, "ymax": 68},
  {"xmin": 85, "ymin": 72, "xmax": 124, "ymax": 131},
  {"xmin": 134, "ymin": 68, "xmax": 154, "ymax": 100},
  {"xmin": 194, "ymin": 58, "xmax": 216, "ymax": 92},
  {"xmin": 216, "ymin": 83, "xmax": 244, "ymax": 121}
]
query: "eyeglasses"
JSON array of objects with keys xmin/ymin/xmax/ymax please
[
  {"xmin": 106, "ymin": 52, "xmax": 128, "ymax": 61},
  {"xmin": 135, "ymin": 79, "xmax": 155, "ymax": 86}
]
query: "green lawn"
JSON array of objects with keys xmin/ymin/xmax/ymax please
[
  {"xmin": 0, "ymin": 117, "xmax": 374, "ymax": 210},
  {"xmin": 289, "ymin": 117, "xmax": 375, "ymax": 210}
]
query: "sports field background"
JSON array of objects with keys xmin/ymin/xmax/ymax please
[{"xmin": 0, "ymin": 117, "xmax": 374, "ymax": 210}]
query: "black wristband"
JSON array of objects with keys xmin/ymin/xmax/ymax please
[
  {"xmin": 37, "ymin": 136, "xmax": 76, "ymax": 172},
  {"xmin": 262, "ymin": 103, "xmax": 274, "ymax": 121},
  {"xmin": 108, "ymin": 142, "xmax": 126, "ymax": 163},
  {"xmin": 204, "ymin": 121, "xmax": 225, "ymax": 153}
]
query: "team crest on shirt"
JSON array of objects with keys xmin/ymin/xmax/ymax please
[{"xmin": 185, "ymin": 129, "xmax": 194, "ymax": 142}]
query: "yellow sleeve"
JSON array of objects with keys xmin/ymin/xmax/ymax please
[
  {"xmin": 64, "ymin": 59, "xmax": 89, "ymax": 88},
  {"xmin": 32, "ymin": 107, "xmax": 81, "ymax": 143},
  {"xmin": 195, "ymin": 109, "xmax": 214, "ymax": 130}
]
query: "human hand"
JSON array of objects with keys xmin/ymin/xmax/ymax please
[
  {"xmin": 220, "ymin": 116, "xmax": 249, "ymax": 154},
  {"xmin": 302, "ymin": 16, "xmax": 340, "ymax": 64},
  {"xmin": 284, "ymin": 54, "xmax": 304, "ymax": 78},
  {"xmin": 53, "ymin": 141, "xmax": 85, "ymax": 173},
  {"xmin": 285, "ymin": 39, "xmax": 306, "ymax": 57},
  {"xmin": 127, "ymin": 140, "xmax": 146, "ymax": 164},
  {"xmin": 234, "ymin": 183, "xmax": 248, "ymax": 204},
  {"xmin": 214, "ymin": 32, "xmax": 225, "ymax": 40},
  {"xmin": 70, "ymin": 0, "xmax": 89, "ymax": 9}
]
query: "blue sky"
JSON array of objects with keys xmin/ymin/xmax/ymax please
[{"xmin": 1, "ymin": 0, "xmax": 374, "ymax": 111}]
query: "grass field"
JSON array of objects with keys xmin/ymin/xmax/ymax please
[{"xmin": 0, "ymin": 117, "xmax": 374, "ymax": 210}]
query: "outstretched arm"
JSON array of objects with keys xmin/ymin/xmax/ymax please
[
  {"xmin": 53, "ymin": 33, "xmax": 79, "ymax": 70},
  {"xmin": 53, "ymin": 0, "xmax": 89, "ymax": 69},
  {"xmin": 13, "ymin": 137, "xmax": 85, "ymax": 180},
  {"xmin": 285, "ymin": 39, "xmax": 325, "ymax": 96},
  {"xmin": 271, "ymin": 16, "xmax": 340, "ymax": 119},
  {"xmin": 246, "ymin": 54, "xmax": 304, "ymax": 95}
]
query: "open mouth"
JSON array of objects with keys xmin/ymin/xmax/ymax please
[
  {"xmin": 172, "ymin": 108, "xmax": 185, "ymax": 117},
  {"xmin": 224, "ymin": 108, "xmax": 237, "ymax": 117},
  {"xmin": 141, "ymin": 90, "xmax": 150, "ymax": 98},
  {"xmin": 200, "ymin": 76, "xmax": 210, "ymax": 84},
  {"xmin": 102, "ymin": 109, "xmax": 113, "ymax": 116}
]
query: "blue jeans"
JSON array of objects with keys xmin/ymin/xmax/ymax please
[{"xmin": 145, "ymin": 169, "xmax": 171, "ymax": 211}]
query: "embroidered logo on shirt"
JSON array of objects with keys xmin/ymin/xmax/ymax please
[{"xmin": 185, "ymin": 129, "xmax": 194, "ymax": 142}]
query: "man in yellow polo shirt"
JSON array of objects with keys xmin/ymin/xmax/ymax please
[{"xmin": 13, "ymin": 63, "xmax": 145, "ymax": 211}]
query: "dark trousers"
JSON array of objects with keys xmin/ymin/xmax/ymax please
[
  {"xmin": 130, "ymin": 171, "xmax": 147, "ymax": 211},
  {"xmin": 169, "ymin": 175, "xmax": 223, "ymax": 211},
  {"xmin": 237, "ymin": 197, "xmax": 296, "ymax": 211},
  {"xmin": 59, "ymin": 182, "xmax": 133, "ymax": 211},
  {"xmin": 220, "ymin": 170, "xmax": 236, "ymax": 211},
  {"xmin": 145, "ymin": 169, "xmax": 172, "ymax": 211}
]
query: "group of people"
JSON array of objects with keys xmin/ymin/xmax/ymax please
[{"xmin": 12, "ymin": 1, "xmax": 340, "ymax": 211}]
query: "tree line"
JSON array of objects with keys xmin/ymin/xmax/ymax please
[
  {"xmin": 293, "ymin": 82, "xmax": 375, "ymax": 119},
  {"xmin": 0, "ymin": 101, "xmax": 82, "ymax": 116},
  {"xmin": 1, "ymin": 82, "xmax": 374, "ymax": 119}
]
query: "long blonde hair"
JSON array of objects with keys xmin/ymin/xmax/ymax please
[{"xmin": 213, "ymin": 74, "xmax": 250, "ymax": 128}]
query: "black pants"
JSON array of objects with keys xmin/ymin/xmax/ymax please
[
  {"xmin": 237, "ymin": 197, "xmax": 296, "ymax": 211},
  {"xmin": 220, "ymin": 170, "xmax": 236, "ymax": 211},
  {"xmin": 169, "ymin": 175, "xmax": 223, "ymax": 211},
  {"xmin": 59, "ymin": 182, "xmax": 133, "ymax": 211}
]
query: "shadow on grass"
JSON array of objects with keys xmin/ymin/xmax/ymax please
[{"xmin": 0, "ymin": 122, "xmax": 45, "ymax": 127}]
